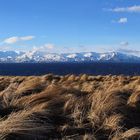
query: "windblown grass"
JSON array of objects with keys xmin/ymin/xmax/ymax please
[{"xmin": 0, "ymin": 74, "xmax": 140, "ymax": 139}]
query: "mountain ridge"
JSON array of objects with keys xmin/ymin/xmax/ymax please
[{"xmin": 0, "ymin": 50, "xmax": 140, "ymax": 63}]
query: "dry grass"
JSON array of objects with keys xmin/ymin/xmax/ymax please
[{"xmin": 0, "ymin": 74, "xmax": 140, "ymax": 139}]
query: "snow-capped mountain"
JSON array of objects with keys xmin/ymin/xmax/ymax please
[{"xmin": 0, "ymin": 50, "xmax": 140, "ymax": 63}]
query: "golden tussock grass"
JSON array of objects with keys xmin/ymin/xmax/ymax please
[{"xmin": 0, "ymin": 74, "xmax": 140, "ymax": 139}]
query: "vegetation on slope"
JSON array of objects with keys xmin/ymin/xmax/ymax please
[{"xmin": 0, "ymin": 74, "xmax": 140, "ymax": 139}]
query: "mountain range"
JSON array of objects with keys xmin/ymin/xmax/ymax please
[{"xmin": 0, "ymin": 50, "xmax": 140, "ymax": 63}]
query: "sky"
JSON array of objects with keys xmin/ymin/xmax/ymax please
[{"xmin": 0, "ymin": 0, "xmax": 140, "ymax": 53}]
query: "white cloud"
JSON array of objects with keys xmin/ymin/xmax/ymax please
[
  {"xmin": 118, "ymin": 17, "xmax": 128, "ymax": 24},
  {"xmin": 42, "ymin": 44, "xmax": 54, "ymax": 50},
  {"xmin": 110, "ymin": 5, "xmax": 140, "ymax": 13},
  {"xmin": 0, "ymin": 45, "xmax": 11, "ymax": 51},
  {"xmin": 32, "ymin": 43, "xmax": 55, "ymax": 52},
  {"xmin": 4, "ymin": 36, "xmax": 35, "ymax": 44},
  {"xmin": 112, "ymin": 17, "xmax": 128, "ymax": 24},
  {"xmin": 20, "ymin": 36, "xmax": 35, "ymax": 41},
  {"xmin": 4, "ymin": 37, "xmax": 19, "ymax": 44},
  {"xmin": 120, "ymin": 41, "xmax": 129, "ymax": 47}
]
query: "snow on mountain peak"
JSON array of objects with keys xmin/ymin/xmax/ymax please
[
  {"xmin": 67, "ymin": 54, "xmax": 77, "ymax": 58},
  {"xmin": 84, "ymin": 52, "xmax": 93, "ymax": 57},
  {"xmin": 0, "ymin": 50, "xmax": 140, "ymax": 62}
]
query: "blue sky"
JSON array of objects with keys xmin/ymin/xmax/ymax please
[{"xmin": 0, "ymin": 0, "xmax": 140, "ymax": 53}]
